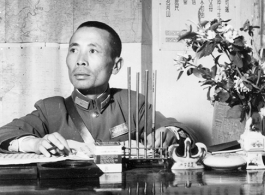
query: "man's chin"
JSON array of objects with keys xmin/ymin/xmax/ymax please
[{"xmin": 72, "ymin": 81, "xmax": 92, "ymax": 90}]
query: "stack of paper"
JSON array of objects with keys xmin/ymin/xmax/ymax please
[{"xmin": 0, "ymin": 140, "xmax": 93, "ymax": 165}]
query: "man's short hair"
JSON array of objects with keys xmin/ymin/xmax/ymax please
[{"xmin": 77, "ymin": 21, "xmax": 122, "ymax": 58}]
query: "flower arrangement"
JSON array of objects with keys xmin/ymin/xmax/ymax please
[{"xmin": 174, "ymin": 16, "xmax": 265, "ymax": 122}]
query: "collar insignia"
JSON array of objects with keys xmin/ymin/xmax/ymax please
[{"xmin": 72, "ymin": 87, "xmax": 111, "ymax": 114}]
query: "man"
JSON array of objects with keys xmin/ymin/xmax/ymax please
[{"xmin": 0, "ymin": 21, "xmax": 198, "ymax": 157}]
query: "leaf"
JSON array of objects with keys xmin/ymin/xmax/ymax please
[
  {"xmin": 192, "ymin": 67, "xmax": 212, "ymax": 79},
  {"xmin": 251, "ymin": 94, "xmax": 264, "ymax": 109},
  {"xmin": 177, "ymin": 71, "xmax": 184, "ymax": 80},
  {"xmin": 177, "ymin": 25, "xmax": 198, "ymax": 41},
  {"xmin": 231, "ymin": 52, "xmax": 243, "ymax": 68},
  {"xmin": 211, "ymin": 65, "xmax": 217, "ymax": 78},
  {"xmin": 201, "ymin": 79, "xmax": 215, "ymax": 85},
  {"xmin": 207, "ymin": 86, "xmax": 212, "ymax": 100},
  {"xmin": 216, "ymin": 90, "xmax": 230, "ymax": 102},
  {"xmin": 192, "ymin": 68, "xmax": 204, "ymax": 78},
  {"xmin": 200, "ymin": 20, "xmax": 209, "ymax": 27},
  {"xmin": 225, "ymin": 78, "xmax": 234, "ymax": 89},
  {"xmin": 221, "ymin": 19, "xmax": 231, "ymax": 23},
  {"xmin": 233, "ymin": 36, "xmax": 245, "ymax": 47},
  {"xmin": 248, "ymin": 30, "xmax": 254, "ymax": 37},
  {"xmin": 187, "ymin": 68, "xmax": 194, "ymax": 76},
  {"xmin": 240, "ymin": 19, "xmax": 250, "ymax": 31},
  {"xmin": 243, "ymin": 81, "xmax": 253, "ymax": 91},
  {"xmin": 196, "ymin": 41, "xmax": 207, "ymax": 52},
  {"xmin": 178, "ymin": 31, "xmax": 198, "ymax": 41},
  {"xmin": 226, "ymin": 105, "xmax": 243, "ymax": 119},
  {"xmin": 201, "ymin": 67, "xmax": 212, "ymax": 78},
  {"xmin": 196, "ymin": 41, "xmax": 216, "ymax": 58},
  {"xmin": 209, "ymin": 22, "xmax": 220, "ymax": 31},
  {"xmin": 210, "ymin": 19, "xmax": 219, "ymax": 26},
  {"xmin": 214, "ymin": 55, "xmax": 221, "ymax": 65}
]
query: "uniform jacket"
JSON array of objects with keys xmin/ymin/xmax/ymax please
[{"xmin": 0, "ymin": 88, "xmax": 198, "ymax": 152}]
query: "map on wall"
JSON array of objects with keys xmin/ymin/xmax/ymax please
[
  {"xmin": 0, "ymin": 44, "xmax": 73, "ymax": 126},
  {"xmin": 0, "ymin": 0, "xmax": 142, "ymax": 43},
  {"xmin": 73, "ymin": 0, "xmax": 142, "ymax": 43},
  {"xmin": 2, "ymin": 0, "xmax": 74, "ymax": 43},
  {"xmin": 0, "ymin": 0, "xmax": 142, "ymax": 126}
]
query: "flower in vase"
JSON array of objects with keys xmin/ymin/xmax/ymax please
[{"xmin": 174, "ymin": 16, "xmax": 263, "ymax": 122}]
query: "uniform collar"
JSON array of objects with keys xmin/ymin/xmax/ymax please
[{"xmin": 72, "ymin": 87, "xmax": 111, "ymax": 113}]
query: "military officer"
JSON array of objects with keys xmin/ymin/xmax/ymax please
[{"xmin": 0, "ymin": 21, "xmax": 198, "ymax": 157}]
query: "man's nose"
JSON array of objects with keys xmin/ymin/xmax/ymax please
[
  {"xmin": 76, "ymin": 54, "xmax": 88, "ymax": 66},
  {"xmin": 77, "ymin": 61, "xmax": 87, "ymax": 66}
]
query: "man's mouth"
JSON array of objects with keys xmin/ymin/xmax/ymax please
[{"xmin": 74, "ymin": 73, "xmax": 90, "ymax": 79}]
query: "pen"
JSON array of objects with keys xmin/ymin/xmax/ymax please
[{"xmin": 47, "ymin": 145, "xmax": 70, "ymax": 156}]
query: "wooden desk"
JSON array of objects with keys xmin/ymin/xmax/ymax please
[{"xmin": 0, "ymin": 164, "xmax": 264, "ymax": 194}]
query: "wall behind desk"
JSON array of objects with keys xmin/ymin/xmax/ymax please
[{"xmin": 152, "ymin": 0, "xmax": 264, "ymax": 145}]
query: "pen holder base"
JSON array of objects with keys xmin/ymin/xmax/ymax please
[
  {"xmin": 37, "ymin": 160, "xmax": 103, "ymax": 179},
  {"xmin": 122, "ymin": 157, "xmax": 172, "ymax": 170}
]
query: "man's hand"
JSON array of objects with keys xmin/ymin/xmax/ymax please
[
  {"xmin": 147, "ymin": 126, "xmax": 189, "ymax": 149},
  {"xmin": 20, "ymin": 132, "xmax": 71, "ymax": 157}
]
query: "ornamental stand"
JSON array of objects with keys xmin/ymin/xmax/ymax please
[{"xmin": 240, "ymin": 130, "xmax": 265, "ymax": 169}]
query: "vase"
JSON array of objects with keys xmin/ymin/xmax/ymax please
[{"xmin": 212, "ymin": 102, "xmax": 245, "ymax": 145}]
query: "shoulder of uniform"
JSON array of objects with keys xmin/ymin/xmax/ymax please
[
  {"xmin": 34, "ymin": 96, "xmax": 66, "ymax": 109},
  {"xmin": 110, "ymin": 88, "xmax": 125, "ymax": 99},
  {"xmin": 41, "ymin": 96, "xmax": 65, "ymax": 104},
  {"xmin": 110, "ymin": 88, "xmax": 136, "ymax": 100},
  {"xmin": 109, "ymin": 87, "xmax": 144, "ymax": 107}
]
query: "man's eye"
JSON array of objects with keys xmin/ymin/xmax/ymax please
[
  {"xmin": 90, "ymin": 49, "xmax": 98, "ymax": 54},
  {"xmin": 69, "ymin": 48, "xmax": 77, "ymax": 53}
]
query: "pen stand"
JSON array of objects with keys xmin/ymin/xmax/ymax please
[
  {"xmin": 168, "ymin": 138, "xmax": 207, "ymax": 170},
  {"xmin": 122, "ymin": 139, "xmax": 207, "ymax": 170},
  {"xmin": 124, "ymin": 69, "xmax": 205, "ymax": 170},
  {"xmin": 240, "ymin": 131, "xmax": 265, "ymax": 169},
  {"xmin": 122, "ymin": 145, "xmax": 170, "ymax": 170}
]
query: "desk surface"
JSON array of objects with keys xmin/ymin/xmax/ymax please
[{"xmin": 0, "ymin": 164, "xmax": 264, "ymax": 195}]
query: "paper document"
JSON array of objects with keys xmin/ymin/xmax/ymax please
[{"xmin": 0, "ymin": 140, "xmax": 94, "ymax": 165}]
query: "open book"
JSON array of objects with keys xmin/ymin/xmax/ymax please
[{"xmin": 0, "ymin": 140, "xmax": 94, "ymax": 165}]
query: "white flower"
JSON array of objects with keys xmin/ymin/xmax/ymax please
[
  {"xmin": 206, "ymin": 30, "xmax": 216, "ymax": 39},
  {"xmin": 219, "ymin": 24, "xmax": 233, "ymax": 32},
  {"xmin": 209, "ymin": 87, "xmax": 225, "ymax": 102},
  {"xmin": 222, "ymin": 25, "xmax": 240, "ymax": 43},
  {"xmin": 234, "ymin": 76, "xmax": 251, "ymax": 93},
  {"xmin": 209, "ymin": 87, "xmax": 217, "ymax": 101},
  {"xmin": 214, "ymin": 67, "xmax": 227, "ymax": 82},
  {"xmin": 259, "ymin": 107, "xmax": 265, "ymax": 117},
  {"xmin": 196, "ymin": 29, "xmax": 208, "ymax": 41},
  {"xmin": 173, "ymin": 54, "xmax": 190, "ymax": 71}
]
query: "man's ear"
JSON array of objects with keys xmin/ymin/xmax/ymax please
[{"xmin": 112, "ymin": 57, "xmax": 123, "ymax": 75}]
